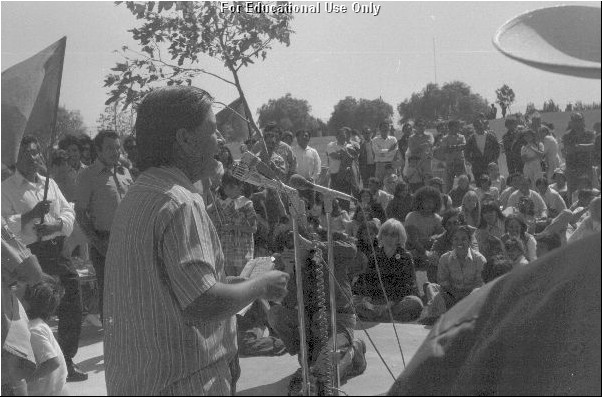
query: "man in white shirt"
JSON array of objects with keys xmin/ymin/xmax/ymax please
[
  {"xmin": 535, "ymin": 177, "xmax": 567, "ymax": 218},
  {"xmin": 371, "ymin": 119, "xmax": 398, "ymax": 182},
  {"xmin": 1, "ymin": 136, "xmax": 86, "ymax": 382},
  {"xmin": 506, "ymin": 175, "xmax": 548, "ymax": 219},
  {"xmin": 326, "ymin": 127, "xmax": 358, "ymax": 211},
  {"xmin": 292, "ymin": 130, "xmax": 321, "ymax": 182}
]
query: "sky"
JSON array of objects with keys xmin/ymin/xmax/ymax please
[{"xmin": 1, "ymin": 1, "xmax": 601, "ymax": 131}]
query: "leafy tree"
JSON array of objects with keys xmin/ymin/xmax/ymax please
[
  {"xmin": 525, "ymin": 102, "xmax": 537, "ymax": 116},
  {"xmin": 257, "ymin": 93, "xmax": 321, "ymax": 136},
  {"xmin": 35, "ymin": 106, "xmax": 87, "ymax": 150},
  {"xmin": 327, "ymin": 97, "xmax": 393, "ymax": 134},
  {"xmin": 103, "ymin": 1, "xmax": 294, "ymax": 136},
  {"xmin": 96, "ymin": 101, "xmax": 136, "ymax": 137},
  {"xmin": 495, "ymin": 84, "xmax": 515, "ymax": 115},
  {"xmin": 542, "ymin": 99, "xmax": 560, "ymax": 113},
  {"xmin": 397, "ymin": 81, "xmax": 488, "ymax": 123},
  {"xmin": 573, "ymin": 101, "xmax": 601, "ymax": 111}
]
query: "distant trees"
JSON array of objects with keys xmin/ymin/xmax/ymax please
[
  {"xmin": 257, "ymin": 93, "xmax": 325, "ymax": 136},
  {"xmin": 397, "ymin": 81, "xmax": 488, "ymax": 123},
  {"xmin": 51, "ymin": 106, "xmax": 87, "ymax": 148},
  {"xmin": 525, "ymin": 102, "xmax": 538, "ymax": 117},
  {"xmin": 96, "ymin": 102, "xmax": 135, "ymax": 137},
  {"xmin": 495, "ymin": 84, "xmax": 515, "ymax": 117},
  {"xmin": 542, "ymin": 99, "xmax": 560, "ymax": 113},
  {"xmin": 327, "ymin": 97, "xmax": 393, "ymax": 134}
]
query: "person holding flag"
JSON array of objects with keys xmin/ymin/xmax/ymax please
[{"xmin": 2, "ymin": 136, "xmax": 88, "ymax": 382}]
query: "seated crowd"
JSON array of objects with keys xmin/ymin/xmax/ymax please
[{"xmin": 1, "ymin": 111, "xmax": 600, "ymax": 395}]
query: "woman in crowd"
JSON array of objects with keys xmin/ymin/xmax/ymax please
[
  {"xmin": 487, "ymin": 162, "xmax": 506, "ymax": 194},
  {"xmin": 358, "ymin": 187, "xmax": 387, "ymax": 224},
  {"xmin": 475, "ymin": 174, "xmax": 499, "ymax": 203},
  {"xmin": 539, "ymin": 125, "xmax": 562, "ymax": 182},
  {"xmin": 448, "ymin": 174, "xmax": 472, "ymax": 208},
  {"xmin": 430, "ymin": 209, "xmax": 478, "ymax": 283},
  {"xmin": 502, "ymin": 214, "xmax": 537, "ymax": 262},
  {"xmin": 354, "ymin": 219, "xmax": 423, "ymax": 322},
  {"xmin": 521, "ymin": 129, "xmax": 545, "ymax": 187},
  {"xmin": 423, "ymin": 226, "xmax": 486, "ymax": 322},
  {"xmin": 459, "ymin": 190, "xmax": 481, "ymax": 228},
  {"xmin": 476, "ymin": 203, "xmax": 506, "ymax": 261},
  {"xmin": 427, "ymin": 177, "xmax": 453, "ymax": 214},
  {"xmin": 385, "ymin": 181, "xmax": 414, "ymax": 222},
  {"xmin": 404, "ymin": 186, "xmax": 444, "ymax": 250}
]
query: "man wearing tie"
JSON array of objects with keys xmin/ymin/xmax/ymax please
[{"xmin": 75, "ymin": 130, "xmax": 132, "ymax": 323}]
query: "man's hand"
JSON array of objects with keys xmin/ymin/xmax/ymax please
[
  {"xmin": 257, "ymin": 270, "xmax": 289, "ymax": 302},
  {"xmin": 34, "ymin": 219, "xmax": 62, "ymax": 238},
  {"xmin": 23, "ymin": 200, "xmax": 52, "ymax": 225}
]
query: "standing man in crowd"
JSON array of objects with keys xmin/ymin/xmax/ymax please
[
  {"xmin": 292, "ymin": 129, "xmax": 321, "ymax": 182},
  {"xmin": 372, "ymin": 119, "xmax": 398, "ymax": 182},
  {"xmin": 253, "ymin": 122, "xmax": 296, "ymax": 182},
  {"xmin": 75, "ymin": 130, "xmax": 133, "ymax": 322},
  {"xmin": 406, "ymin": 118, "xmax": 434, "ymax": 182},
  {"xmin": 562, "ymin": 112, "xmax": 596, "ymax": 201},
  {"xmin": 436, "ymin": 120, "xmax": 466, "ymax": 192},
  {"xmin": 502, "ymin": 117, "xmax": 525, "ymax": 176},
  {"xmin": 326, "ymin": 127, "xmax": 358, "ymax": 211},
  {"xmin": 358, "ymin": 127, "xmax": 375, "ymax": 187},
  {"xmin": 1, "ymin": 136, "xmax": 87, "ymax": 382},
  {"xmin": 465, "ymin": 116, "xmax": 500, "ymax": 185},
  {"xmin": 55, "ymin": 135, "xmax": 87, "ymax": 203},
  {"xmin": 103, "ymin": 85, "xmax": 289, "ymax": 395}
]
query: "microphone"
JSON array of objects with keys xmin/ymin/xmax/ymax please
[
  {"xmin": 240, "ymin": 150, "xmax": 277, "ymax": 180},
  {"xmin": 288, "ymin": 174, "xmax": 356, "ymax": 202},
  {"xmin": 231, "ymin": 162, "xmax": 295, "ymax": 195}
]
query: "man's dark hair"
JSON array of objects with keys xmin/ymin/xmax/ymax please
[
  {"xmin": 482, "ymin": 255, "xmax": 513, "ymax": 283},
  {"xmin": 20, "ymin": 135, "xmax": 40, "ymax": 149},
  {"xmin": 135, "ymin": 86, "xmax": 214, "ymax": 171},
  {"xmin": 295, "ymin": 129, "xmax": 310, "ymax": 139},
  {"xmin": 123, "ymin": 135, "xmax": 136, "ymax": 150},
  {"xmin": 93, "ymin": 129, "xmax": 120, "ymax": 151},
  {"xmin": 58, "ymin": 135, "xmax": 82, "ymax": 152},
  {"xmin": 264, "ymin": 122, "xmax": 282, "ymax": 136},
  {"xmin": 25, "ymin": 275, "xmax": 64, "ymax": 322},
  {"xmin": 447, "ymin": 120, "xmax": 461, "ymax": 130},
  {"xmin": 413, "ymin": 186, "xmax": 443, "ymax": 214}
]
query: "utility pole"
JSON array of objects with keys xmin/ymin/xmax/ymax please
[{"xmin": 433, "ymin": 36, "xmax": 438, "ymax": 85}]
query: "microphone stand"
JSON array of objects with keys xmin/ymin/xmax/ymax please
[
  {"xmin": 322, "ymin": 195, "xmax": 340, "ymax": 395},
  {"xmin": 231, "ymin": 163, "xmax": 311, "ymax": 395}
]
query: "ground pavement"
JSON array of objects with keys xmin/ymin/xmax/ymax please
[{"xmin": 64, "ymin": 321, "xmax": 430, "ymax": 396}]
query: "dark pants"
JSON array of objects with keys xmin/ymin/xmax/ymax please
[
  {"xmin": 330, "ymin": 172, "xmax": 353, "ymax": 212},
  {"xmin": 471, "ymin": 162, "xmax": 489, "ymax": 186},
  {"xmin": 27, "ymin": 237, "xmax": 82, "ymax": 362},
  {"xmin": 359, "ymin": 164, "xmax": 375, "ymax": 188},
  {"xmin": 89, "ymin": 231, "xmax": 109, "ymax": 319},
  {"xmin": 237, "ymin": 301, "xmax": 284, "ymax": 357}
]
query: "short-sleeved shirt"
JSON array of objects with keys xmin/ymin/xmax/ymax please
[
  {"xmin": 407, "ymin": 132, "xmax": 434, "ymax": 160},
  {"xmin": 371, "ymin": 135, "xmax": 398, "ymax": 163},
  {"xmin": 104, "ymin": 166, "xmax": 236, "ymax": 396},
  {"xmin": 326, "ymin": 141, "xmax": 345, "ymax": 174},
  {"xmin": 75, "ymin": 160, "xmax": 132, "ymax": 232},
  {"xmin": 27, "ymin": 319, "xmax": 68, "ymax": 396}
]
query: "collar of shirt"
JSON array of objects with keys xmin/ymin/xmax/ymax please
[{"xmin": 13, "ymin": 170, "xmax": 45, "ymax": 188}]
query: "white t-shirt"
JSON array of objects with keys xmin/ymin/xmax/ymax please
[
  {"xmin": 28, "ymin": 319, "xmax": 69, "ymax": 396},
  {"xmin": 326, "ymin": 141, "xmax": 344, "ymax": 174}
]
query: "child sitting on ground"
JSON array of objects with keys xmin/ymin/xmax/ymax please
[{"xmin": 22, "ymin": 276, "xmax": 68, "ymax": 396}]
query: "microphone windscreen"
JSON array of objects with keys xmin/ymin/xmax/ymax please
[{"xmin": 288, "ymin": 174, "xmax": 313, "ymax": 191}]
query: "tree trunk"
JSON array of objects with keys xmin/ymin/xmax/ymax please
[{"xmin": 228, "ymin": 65, "xmax": 260, "ymax": 140}]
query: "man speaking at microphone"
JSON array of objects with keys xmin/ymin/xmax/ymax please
[{"xmin": 103, "ymin": 86, "xmax": 290, "ymax": 396}]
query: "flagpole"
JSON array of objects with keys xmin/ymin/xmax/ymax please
[{"xmin": 41, "ymin": 37, "xmax": 67, "ymax": 225}]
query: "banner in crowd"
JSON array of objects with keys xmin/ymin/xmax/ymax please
[
  {"xmin": 216, "ymin": 97, "xmax": 251, "ymax": 142},
  {"xmin": 2, "ymin": 36, "xmax": 66, "ymax": 166}
]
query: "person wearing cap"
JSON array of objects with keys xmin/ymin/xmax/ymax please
[
  {"xmin": 562, "ymin": 112, "xmax": 596, "ymax": 202},
  {"xmin": 465, "ymin": 116, "xmax": 500, "ymax": 186},
  {"xmin": 406, "ymin": 118, "xmax": 434, "ymax": 181}
]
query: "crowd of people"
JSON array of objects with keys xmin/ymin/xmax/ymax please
[{"xmin": 1, "ymin": 83, "xmax": 600, "ymax": 396}]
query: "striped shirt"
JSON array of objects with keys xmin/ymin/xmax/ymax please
[{"xmin": 104, "ymin": 166, "xmax": 236, "ymax": 396}]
